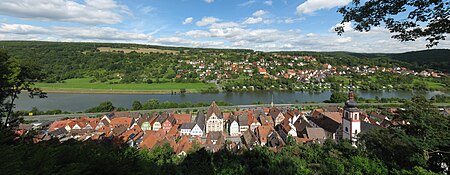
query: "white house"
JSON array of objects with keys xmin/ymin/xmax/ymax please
[
  {"xmin": 229, "ymin": 120, "xmax": 240, "ymax": 136},
  {"xmin": 205, "ymin": 102, "xmax": 224, "ymax": 133}
]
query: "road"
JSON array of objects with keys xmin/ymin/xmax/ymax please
[{"xmin": 20, "ymin": 102, "xmax": 450, "ymax": 122}]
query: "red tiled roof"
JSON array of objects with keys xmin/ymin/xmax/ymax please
[
  {"xmin": 173, "ymin": 114, "xmax": 192, "ymax": 124},
  {"xmin": 48, "ymin": 120, "xmax": 68, "ymax": 132}
]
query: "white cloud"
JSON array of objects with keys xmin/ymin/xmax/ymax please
[
  {"xmin": 330, "ymin": 22, "xmax": 353, "ymax": 32},
  {"xmin": 0, "ymin": 0, "xmax": 130, "ymax": 25},
  {"xmin": 210, "ymin": 22, "xmax": 240, "ymax": 29},
  {"xmin": 196, "ymin": 16, "xmax": 220, "ymax": 26},
  {"xmin": 264, "ymin": 0, "xmax": 273, "ymax": 6},
  {"xmin": 153, "ymin": 36, "xmax": 224, "ymax": 48},
  {"xmin": 252, "ymin": 10, "xmax": 268, "ymax": 17},
  {"xmin": 0, "ymin": 23, "xmax": 150, "ymax": 41},
  {"xmin": 182, "ymin": 17, "xmax": 194, "ymax": 25},
  {"xmin": 239, "ymin": 0, "xmax": 256, "ymax": 7},
  {"xmin": 139, "ymin": 6, "xmax": 155, "ymax": 14},
  {"xmin": 296, "ymin": 0, "xmax": 351, "ymax": 15},
  {"xmin": 185, "ymin": 30, "xmax": 211, "ymax": 38},
  {"xmin": 242, "ymin": 17, "xmax": 263, "ymax": 24},
  {"xmin": 204, "ymin": 0, "xmax": 214, "ymax": 3}
]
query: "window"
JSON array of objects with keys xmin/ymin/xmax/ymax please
[
  {"xmin": 345, "ymin": 127, "xmax": 348, "ymax": 132},
  {"xmin": 354, "ymin": 114, "xmax": 358, "ymax": 120}
]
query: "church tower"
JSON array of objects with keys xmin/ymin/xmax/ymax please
[{"xmin": 342, "ymin": 89, "xmax": 361, "ymax": 145}]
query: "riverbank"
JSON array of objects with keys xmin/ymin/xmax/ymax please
[{"xmin": 36, "ymin": 88, "xmax": 202, "ymax": 94}]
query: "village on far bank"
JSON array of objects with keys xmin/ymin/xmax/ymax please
[{"xmin": 13, "ymin": 91, "xmax": 450, "ymax": 156}]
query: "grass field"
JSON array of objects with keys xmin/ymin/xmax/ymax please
[
  {"xmin": 97, "ymin": 47, "xmax": 179, "ymax": 54},
  {"xmin": 34, "ymin": 78, "xmax": 214, "ymax": 94}
]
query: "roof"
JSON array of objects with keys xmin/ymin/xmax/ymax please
[
  {"xmin": 48, "ymin": 120, "xmax": 68, "ymax": 132},
  {"xmin": 321, "ymin": 112, "xmax": 342, "ymax": 124},
  {"xmin": 241, "ymin": 129, "xmax": 258, "ymax": 148},
  {"xmin": 208, "ymin": 131, "xmax": 223, "ymax": 141},
  {"xmin": 268, "ymin": 107, "xmax": 281, "ymax": 120},
  {"xmin": 18, "ymin": 124, "xmax": 33, "ymax": 131},
  {"xmin": 369, "ymin": 112, "xmax": 387, "ymax": 120},
  {"xmin": 238, "ymin": 114, "xmax": 249, "ymax": 126},
  {"xmin": 111, "ymin": 111, "xmax": 141, "ymax": 119},
  {"xmin": 195, "ymin": 112, "xmax": 206, "ymax": 129},
  {"xmin": 155, "ymin": 115, "xmax": 168, "ymax": 124},
  {"xmin": 173, "ymin": 114, "xmax": 192, "ymax": 124},
  {"xmin": 110, "ymin": 117, "xmax": 133, "ymax": 128},
  {"xmin": 305, "ymin": 127, "xmax": 327, "ymax": 141},
  {"xmin": 206, "ymin": 101, "xmax": 222, "ymax": 119},
  {"xmin": 307, "ymin": 116, "xmax": 341, "ymax": 133},
  {"xmin": 140, "ymin": 134, "xmax": 158, "ymax": 150},
  {"xmin": 111, "ymin": 126, "xmax": 128, "ymax": 136},
  {"xmin": 361, "ymin": 122, "xmax": 382, "ymax": 133},
  {"xmin": 257, "ymin": 125, "xmax": 271, "ymax": 143},
  {"xmin": 222, "ymin": 112, "xmax": 232, "ymax": 121},
  {"xmin": 179, "ymin": 122, "xmax": 196, "ymax": 130}
]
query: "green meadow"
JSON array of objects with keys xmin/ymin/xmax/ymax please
[{"xmin": 34, "ymin": 78, "xmax": 215, "ymax": 94}]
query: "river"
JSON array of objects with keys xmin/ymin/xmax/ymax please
[{"xmin": 15, "ymin": 91, "xmax": 446, "ymax": 112}]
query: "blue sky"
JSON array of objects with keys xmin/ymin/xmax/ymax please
[{"xmin": 0, "ymin": 0, "xmax": 448, "ymax": 52}]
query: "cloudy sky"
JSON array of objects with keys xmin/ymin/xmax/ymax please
[{"xmin": 0, "ymin": 0, "xmax": 448, "ymax": 52}]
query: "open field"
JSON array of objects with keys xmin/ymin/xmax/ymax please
[
  {"xmin": 34, "ymin": 78, "xmax": 214, "ymax": 94},
  {"xmin": 97, "ymin": 47, "xmax": 179, "ymax": 54}
]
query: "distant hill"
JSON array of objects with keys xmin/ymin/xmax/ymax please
[{"xmin": 387, "ymin": 49, "xmax": 450, "ymax": 72}]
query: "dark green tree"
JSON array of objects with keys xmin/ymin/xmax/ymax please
[
  {"xmin": 336, "ymin": 0, "xmax": 450, "ymax": 47},
  {"xmin": 0, "ymin": 50, "xmax": 46, "ymax": 127},
  {"xmin": 131, "ymin": 101, "xmax": 143, "ymax": 110}
]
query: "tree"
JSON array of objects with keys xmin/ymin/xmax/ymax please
[
  {"xmin": 336, "ymin": 0, "xmax": 450, "ymax": 47},
  {"xmin": 132, "ymin": 101, "xmax": 143, "ymax": 110},
  {"xmin": 0, "ymin": 50, "xmax": 46, "ymax": 127},
  {"xmin": 327, "ymin": 91, "xmax": 348, "ymax": 103},
  {"xmin": 360, "ymin": 95, "xmax": 450, "ymax": 173}
]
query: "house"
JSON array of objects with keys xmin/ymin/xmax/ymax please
[
  {"xmin": 248, "ymin": 113, "xmax": 261, "ymax": 132},
  {"xmin": 238, "ymin": 114, "xmax": 249, "ymax": 132},
  {"xmin": 139, "ymin": 134, "xmax": 158, "ymax": 150},
  {"xmin": 48, "ymin": 120, "xmax": 68, "ymax": 132},
  {"xmin": 205, "ymin": 101, "xmax": 223, "ymax": 133},
  {"xmin": 191, "ymin": 112, "xmax": 205, "ymax": 137},
  {"xmin": 255, "ymin": 125, "xmax": 271, "ymax": 146},
  {"xmin": 162, "ymin": 115, "xmax": 176, "ymax": 133},
  {"xmin": 307, "ymin": 115, "xmax": 341, "ymax": 140},
  {"xmin": 280, "ymin": 118, "xmax": 297, "ymax": 137},
  {"xmin": 205, "ymin": 131, "xmax": 225, "ymax": 152},
  {"xmin": 300, "ymin": 127, "xmax": 327, "ymax": 144},
  {"xmin": 110, "ymin": 117, "xmax": 134, "ymax": 128},
  {"xmin": 258, "ymin": 115, "xmax": 274, "ymax": 126},
  {"xmin": 151, "ymin": 114, "xmax": 167, "ymax": 131},
  {"xmin": 179, "ymin": 122, "xmax": 196, "ymax": 135},
  {"xmin": 269, "ymin": 107, "xmax": 285, "ymax": 126},
  {"xmin": 173, "ymin": 114, "xmax": 192, "ymax": 124},
  {"xmin": 95, "ymin": 118, "xmax": 110, "ymax": 130},
  {"xmin": 229, "ymin": 117, "xmax": 240, "ymax": 136},
  {"xmin": 267, "ymin": 130, "xmax": 285, "ymax": 148},
  {"xmin": 176, "ymin": 136, "xmax": 192, "ymax": 156},
  {"xmin": 241, "ymin": 129, "xmax": 259, "ymax": 150}
]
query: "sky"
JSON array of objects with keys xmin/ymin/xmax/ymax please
[{"xmin": 0, "ymin": 0, "xmax": 448, "ymax": 53}]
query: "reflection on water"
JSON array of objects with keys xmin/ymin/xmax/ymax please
[{"xmin": 15, "ymin": 90, "xmax": 446, "ymax": 112}]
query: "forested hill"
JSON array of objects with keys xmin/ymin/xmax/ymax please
[
  {"xmin": 388, "ymin": 49, "xmax": 450, "ymax": 72},
  {"xmin": 0, "ymin": 41, "xmax": 447, "ymax": 83}
]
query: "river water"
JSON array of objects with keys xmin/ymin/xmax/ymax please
[{"xmin": 15, "ymin": 91, "xmax": 446, "ymax": 112}]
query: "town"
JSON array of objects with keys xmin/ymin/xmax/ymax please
[{"xmin": 15, "ymin": 91, "xmax": 416, "ymax": 156}]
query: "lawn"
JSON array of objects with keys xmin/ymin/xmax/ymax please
[{"xmin": 34, "ymin": 78, "xmax": 215, "ymax": 94}]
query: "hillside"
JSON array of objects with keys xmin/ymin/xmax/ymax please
[
  {"xmin": 388, "ymin": 49, "xmax": 450, "ymax": 72},
  {"xmin": 0, "ymin": 41, "xmax": 447, "ymax": 86}
]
